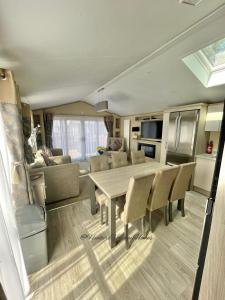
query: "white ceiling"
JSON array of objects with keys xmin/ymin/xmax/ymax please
[{"xmin": 0, "ymin": 0, "xmax": 225, "ymax": 115}]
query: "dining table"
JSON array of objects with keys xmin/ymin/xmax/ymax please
[{"xmin": 89, "ymin": 161, "xmax": 166, "ymax": 248}]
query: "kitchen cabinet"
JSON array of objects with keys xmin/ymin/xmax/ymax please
[
  {"xmin": 194, "ymin": 154, "xmax": 216, "ymax": 195},
  {"xmin": 205, "ymin": 103, "xmax": 223, "ymax": 132}
]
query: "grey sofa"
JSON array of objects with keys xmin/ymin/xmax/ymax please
[{"xmin": 29, "ymin": 155, "xmax": 80, "ymax": 203}]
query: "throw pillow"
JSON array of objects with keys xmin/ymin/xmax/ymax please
[{"xmin": 41, "ymin": 153, "xmax": 58, "ymax": 166}]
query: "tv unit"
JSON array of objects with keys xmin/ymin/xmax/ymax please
[{"xmin": 141, "ymin": 120, "xmax": 163, "ymax": 139}]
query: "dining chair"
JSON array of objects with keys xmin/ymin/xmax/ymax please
[
  {"xmin": 116, "ymin": 173, "xmax": 155, "ymax": 249},
  {"xmin": 89, "ymin": 155, "xmax": 109, "ymax": 225},
  {"xmin": 111, "ymin": 152, "xmax": 128, "ymax": 168},
  {"xmin": 147, "ymin": 166, "xmax": 179, "ymax": 232},
  {"xmin": 89, "ymin": 155, "xmax": 109, "ymax": 173},
  {"xmin": 131, "ymin": 150, "xmax": 146, "ymax": 165},
  {"xmin": 169, "ymin": 162, "xmax": 196, "ymax": 222}
]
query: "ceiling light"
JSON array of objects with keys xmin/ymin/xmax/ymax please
[
  {"xmin": 179, "ymin": 0, "xmax": 203, "ymax": 6},
  {"xmin": 95, "ymin": 100, "xmax": 108, "ymax": 112}
]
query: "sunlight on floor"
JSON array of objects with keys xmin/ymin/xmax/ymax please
[{"xmin": 29, "ymin": 194, "xmax": 206, "ymax": 300}]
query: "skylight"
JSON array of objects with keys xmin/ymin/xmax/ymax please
[
  {"xmin": 201, "ymin": 37, "xmax": 225, "ymax": 68},
  {"xmin": 182, "ymin": 37, "xmax": 225, "ymax": 87}
]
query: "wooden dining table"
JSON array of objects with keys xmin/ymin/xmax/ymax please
[{"xmin": 89, "ymin": 161, "xmax": 166, "ymax": 248}]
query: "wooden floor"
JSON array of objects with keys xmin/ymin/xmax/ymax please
[{"xmin": 30, "ymin": 191, "xmax": 206, "ymax": 300}]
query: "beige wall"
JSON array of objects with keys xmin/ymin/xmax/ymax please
[
  {"xmin": 42, "ymin": 100, "xmax": 119, "ymax": 118},
  {"xmin": 33, "ymin": 101, "xmax": 121, "ymax": 142},
  {"xmin": 209, "ymin": 131, "xmax": 220, "ymax": 152}
]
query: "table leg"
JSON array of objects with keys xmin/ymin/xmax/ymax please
[
  {"xmin": 109, "ymin": 198, "xmax": 116, "ymax": 248},
  {"xmin": 90, "ymin": 180, "xmax": 97, "ymax": 215}
]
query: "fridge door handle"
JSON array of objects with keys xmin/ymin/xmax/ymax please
[{"xmin": 175, "ymin": 115, "xmax": 181, "ymax": 150}]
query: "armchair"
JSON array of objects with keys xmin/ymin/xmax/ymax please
[{"xmin": 107, "ymin": 137, "xmax": 125, "ymax": 154}]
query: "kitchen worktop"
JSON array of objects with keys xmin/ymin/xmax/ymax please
[{"xmin": 195, "ymin": 153, "xmax": 217, "ymax": 161}]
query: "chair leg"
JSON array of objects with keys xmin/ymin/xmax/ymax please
[
  {"xmin": 148, "ymin": 210, "xmax": 152, "ymax": 233},
  {"xmin": 105, "ymin": 206, "xmax": 109, "ymax": 225},
  {"xmin": 164, "ymin": 205, "xmax": 168, "ymax": 226},
  {"xmin": 124, "ymin": 224, "xmax": 129, "ymax": 250},
  {"xmin": 181, "ymin": 199, "xmax": 185, "ymax": 217},
  {"xmin": 169, "ymin": 202, "xmax": 173, "ymax": 222},
  {"xmin": 141, "ymin": 217, "xmax": 146, "ymax": 237},
  {"xmin": 177, "ymin": 199, "xmax": 181, "ymax": 211},
  {"xmin": 100, "ymin": 205, "xmax": 104, "ymax": 225}
]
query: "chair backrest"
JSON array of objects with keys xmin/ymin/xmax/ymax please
[
  {"xmin": 148, "ymin": 166, "xmax": 179, "ymax": 211},
  {"xmin": 111, "ymin": 152, "xmax": 128, "ymax": 168},
  {"xmin": 131, "ymin": 150, "xmax": 145, "ymax": 165},
  {"xmin": 123, "ymin": 173, "xmax": 156, "ymax": 224},
  {"xmin": 89, "ymin": 155, "xmax": 109, "ymax": 173},
  {"xmin": 170, "ymin": 162, "xmax": 196, "ymax": 202}
]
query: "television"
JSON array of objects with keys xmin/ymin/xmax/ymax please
[{"xmin": 141, "ymin": 120, "xmax": 163, "ymax": 139}]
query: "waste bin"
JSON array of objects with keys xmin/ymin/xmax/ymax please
[{"xmin": 16, "ymin": 205, "xmax": 48, "ymax": 274}]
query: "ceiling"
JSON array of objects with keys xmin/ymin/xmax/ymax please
[{"xmin": 0, "ymin": 0, "xmax": 225, "ymax": 115}]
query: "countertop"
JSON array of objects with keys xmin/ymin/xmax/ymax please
[{"xmin": 195, "ymin": 153, "xmax": 217, "ymax": 161}]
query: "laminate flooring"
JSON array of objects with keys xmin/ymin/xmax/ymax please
[{"xmin": 29, "ymin": 191, "xmax": 206, "ymax": 300}]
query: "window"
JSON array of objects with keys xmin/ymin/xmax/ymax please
[
  {"xmin": 201, "ymin": 37, "xmax": 225, "ymax": 68},
  {"xmin": 52, "ymin": 116, "xmax": 108, "ymax": 160},
  {"xmin": 182, "ymin": 37, "xmax": 225, "ymax": 87}
]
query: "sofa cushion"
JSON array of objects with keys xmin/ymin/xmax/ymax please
[{"xmin": 35, "ymin": 147, "xmax": 57, "ymax": 166}]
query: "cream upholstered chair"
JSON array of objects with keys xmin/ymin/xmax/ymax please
[
  {"xmin": 117, "ymin": 173, "xmax": 155, "ymax": 249},
  {"xmin": 111, "ymin": 152, "xmax": 128, "ymax": 169},
  {"xmin": 169, "ymin": 162, "xmax": 196, "ymax": 221},
  {"xmin": 147, "ymin": 166, "xmax": 179, "ymax": 232},
  {"xmin": 89, "ymin": 155, "xmax": 109, "ymax": 173},
  {"xmin": 89, "ymin": 155, "xmax": 110, "ymax": 224},
  {"xmin": 131, "ymin": 150, "xmax": 145, "ymax": 165}
]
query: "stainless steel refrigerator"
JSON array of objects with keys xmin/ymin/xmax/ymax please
[{"xmin": 166, "ymin": 109, "xmax": 199, "ymax": 165}]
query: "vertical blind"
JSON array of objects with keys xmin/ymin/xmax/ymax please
[{"xmin": 52, "ymin": 116, "xmax": 108, "ymax": 160}]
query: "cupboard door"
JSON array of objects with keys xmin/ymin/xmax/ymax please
[
  {"xmin": 205, "ymin": 103, "xmax": 223, "ymax": 132},
  {"xmin": 194, "ymin": 157, "xmax": 215, "ymax": 192}
]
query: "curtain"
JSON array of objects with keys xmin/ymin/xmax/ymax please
[
  {"xmin": 104, "ymin": 116, "xmax": 114, "ymax": 138},
  {"xmin": 52, "ymin": 116, "xmax": 108, "ymax": 160},
  {"xmin": 43, "ymin": 113, "xmax": 53, "ymax": 148},
  {"xmin": 21, "ymin": 102, "xmax": 34, "ymax": 163},
  {"xmin": 0, "ymin": 153, "xmax": 30, "ymax": 299},
  {"xmin": 0, "ymin": 69, "xmax": 32, "ymax": 207}
]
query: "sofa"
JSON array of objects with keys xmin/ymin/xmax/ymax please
[{"xmin": 29, "ymin": 152, "xmax": 80, "ymax": 204}]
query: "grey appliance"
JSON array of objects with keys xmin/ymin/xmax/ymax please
[
  {"xmin": 16, "ymin": 205, "xmax": 48, "ymax": 274},
  {"xmin": 166, "ymin": 110, "xmax": 199, "ymax": 165}
]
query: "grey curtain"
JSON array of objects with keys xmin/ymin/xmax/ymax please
[
  {"xmin": 104, "ymin": 116, "xmax": 114, "ymax": 138},
  {"xmin": 21, "ymin": 102, "xmax": 34, "ymax": 163},
  {"xmin": 44, "ymin": 113, "xmax": 53, "ymax": 148},
  {"xmin": 0, "ymin": 70, "xmax": 32, "ymax": 207}
]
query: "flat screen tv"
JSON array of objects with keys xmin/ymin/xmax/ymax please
[{"xmin": 141, "ymin": 120, "xmax": 163, "ymax": 139}]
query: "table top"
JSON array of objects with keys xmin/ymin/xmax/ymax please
[{"xmin": 89, "ymin": 161, "xmax": 165, "ymax": 199}]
